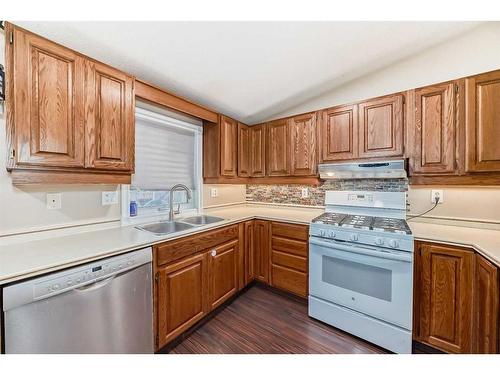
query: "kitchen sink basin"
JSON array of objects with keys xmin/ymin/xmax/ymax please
[
  {"xmin": 136, "ymin": 221, "xmax": 195, "ymax": 235},
  {"xmin": 180, "ymin": 215, "xmax": 225, "ymax": 226}
]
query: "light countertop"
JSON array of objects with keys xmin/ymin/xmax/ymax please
[{"xmin": 0, "ymin": 203, "xmax": 499, "ymax": 285}]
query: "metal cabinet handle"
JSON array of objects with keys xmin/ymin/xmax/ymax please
[{"xmin": 211, "ymin": 249, "xmax": 216, "ymax": 257}]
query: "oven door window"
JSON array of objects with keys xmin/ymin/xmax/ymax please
[
  {"xmin": 309, "ymin": 241, "xmax": 413, "ymax": 329},
  {"xmin": 322, "ymin": 256, "xmax": 392, "ymax": 302}
]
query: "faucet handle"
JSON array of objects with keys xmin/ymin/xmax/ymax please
[{"xmin": 174, "ymin": 203, "xmax": 181, "ymax": 214}]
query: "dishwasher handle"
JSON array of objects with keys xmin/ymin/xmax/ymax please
[{"xmin": 74, "ymin": 275, "xmax": 116, "ymax": 292}]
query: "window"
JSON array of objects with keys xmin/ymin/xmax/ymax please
[{"xmin": 122, "ymin": 105, "xmax": 203, "ymax": 223}]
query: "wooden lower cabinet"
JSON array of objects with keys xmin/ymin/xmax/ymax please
[
  {"xmin": 414, "ymin": 241, "xmax": 499, "ymax": 353},
  {"xmin": 244, "ymin": 220, "xmax": 255, "ymax": 285},
  {"xmin": 156, "ymin": 252, "xmax": 209, "ymax": 349},
  {"xmin": 254, "ymin": 220, "xmax": 271, "ymax": 283},
  {"xmin": 208, "ymin": 239, "xmax": 239, "ymax": 310}
]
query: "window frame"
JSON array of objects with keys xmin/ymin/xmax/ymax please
[{"xmin": 121, "ymin": 107, "xmax": 203, "ymax": 226}]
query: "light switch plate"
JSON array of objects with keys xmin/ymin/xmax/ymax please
[
  {"xmin": 210, "ymin": 188, "xmax": 218, "ymax": 198},
  {"xmin": 431, "ymin": 189, "xmax": 444, "ymax": 204},
  {"xmin": 301, "ymin": 188, "xmax": 309, "ymax": 198},
  {"xmin": 102, "ymin": 191, "xmax": 118, "ymax": 205},
  {"xmin": 46, "ymin": 193, "xmax": 62, "ymax": 210}
]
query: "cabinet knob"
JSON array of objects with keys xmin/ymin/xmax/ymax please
[{"xmin": 211, "ymin": 249, "xmax": 216, "ymax": 257}]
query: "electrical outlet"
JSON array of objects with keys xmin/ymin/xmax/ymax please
[
  {"xmin": 301, "ymin": 188, "xmax": 309, "ymax": 198},
  {"xmin": 210, "ymin": 188, "xmax": 218, "ymax": 198},
  {"xmin": 431, "ymin": 190, "xmax": 444, "ymax": 204},
  {"xmin": 46, "ymin": 193, "xmax": 62, "ymax": 210},
  {"xmin": 102, "ymin": 191, "xmax": 118, "ymax": 206}
]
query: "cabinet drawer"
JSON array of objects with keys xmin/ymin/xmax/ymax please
[
  {"xmin": 271, "ymin": 250, "xmax": 307, "ymax": 272},
  {"xmin": 155, "ymin": 224, "xmax": 239, "ymax": 266},
  {"xmin": 271, "ymin": 264, "xmax": 307, "ymax": 297},
  {"xmin": 271, "ymin": 237, "xmax": 308, "ymax": 257},
  {"xmin": 271, "ymin": 222, "xmax": 309, "ymax": 241}
]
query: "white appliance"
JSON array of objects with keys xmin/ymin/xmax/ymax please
[
  {"xmin": 2, "ymin": 248, "xmax": 154, "ymax": 354},
  {"xmin": 318, "ymin": 159, "xmax": 407, "ymax": 180},
  {"xmin": 308, "ymin": 190, "xmax": 413, "ymax": 354}
]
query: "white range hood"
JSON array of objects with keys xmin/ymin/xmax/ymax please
[{"xmin": 318, "ymin": 160, "xmax": 407, "ymax": 180}]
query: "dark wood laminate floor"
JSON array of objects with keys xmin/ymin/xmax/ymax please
[{"xmin": 168, "ymin": 285, "xmax": 388, "ymax": 354}]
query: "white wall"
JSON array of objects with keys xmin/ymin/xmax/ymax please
[
  {"xmin": 203, "ymin": 185, "xmax": 246, "ymax": 208},
  {"xmin": 0, "ymin": 31, "xmax": 121, "ymax": 238},
  {"xmin": 272, "ymin": 22, "xmax": 500, "ymax": 118}
]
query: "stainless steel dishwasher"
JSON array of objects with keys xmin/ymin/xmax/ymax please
[{"xmin": 2, "ymin": 247, "xmax": 153, "ymax": 354}]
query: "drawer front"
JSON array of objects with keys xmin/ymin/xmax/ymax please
[
  {"xmin": 156, "ymin": 224, "xmax": 239, "ymax": 266},
  {"xmin": 271, "ymin": 222, "xmax": 309, "ymax": 241},
  {"xmin": 271, "ymin": 250, "xmax": 307, "ymax": 272},
  {"xmin": 271, "ymin": 264, "xmax": 307, "ymax": 297},
  {"xmin": 272, "ymin": 236, "xmax": 308, "ymax": 257}
]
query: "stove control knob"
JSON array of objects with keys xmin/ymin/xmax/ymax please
[
  {"xmin": 375, "ymin": 238, "xmax": 384, "ymax": 246},
  {"xmin": 319, "ymin": 229, "xmax": 326, "ymax": 236},
  {"xmin": 349, "ymin": 234, "xmax": 359, "ymax": 242},
  {"xmin": 388, "ymin": 239, "xmax": 399, "ymax": 248},
  {"xmin": 328, "ymin": 231, "xmax": 336, "ymax": 238}
]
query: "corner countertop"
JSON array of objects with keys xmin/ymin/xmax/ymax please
[{"xmin": 0, "ymin": 203, "xmax": 499, "ymax": 286}]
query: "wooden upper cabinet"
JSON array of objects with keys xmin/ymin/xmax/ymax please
[
  {"xmin": 411, "ymin": 82, "xmax": 459, "ymax": 175},
  {"xmin": 416, "ymin": 242, "xmax": 474, "ymax": 353},
  {"xmin": 320, "ymin": 105, "xmax": 358, "ymax": 162},
  {"xmin": 266, "ymin": 119, "xmax": 290, "ymax": 176},
  {"xmin": 11, "ymin": 27, "xmax": 85, "ymax": 168},
  {"xmin": 219, "ymin": 115, "xmax": 238, "ymax": 177},
  {"xmin": 289, "ymin": 113, "xmax": 317, "ymax": 175},
  {"xmin": 465, "ymin": 70, "xmax": 500, "ymax": 172},
  {"xmin": 208, "ymin": 239, "xmax": 239, "ymax": 310},
  {"xmin": 249, "ymin": 124, "xmax": 266, "ymax": 177},
  {"xmin": 156, "ymin": 252, "xmax": 209, "ymax": 348},
  {"xmin": 84, "ymin": 60, "xmax": 134, "ymax": 171},
  {"xmin": 237, "ymin": 123, "xmax": 250, "ymax": 177},
  {"xmin": 358, "ymin": 94, "xmax": 404, "ymax": 158},
  {"xmin": 474, "ymin": 254, "xmax": 499, "ymax": 354}
]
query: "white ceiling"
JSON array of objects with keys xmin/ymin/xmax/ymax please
[{"xmin": 15, "ymin": 21, "xmax": 481, "ymax": 124}]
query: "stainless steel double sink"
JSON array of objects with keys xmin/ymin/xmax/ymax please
[{"xmin": 135, "ymin": 215, "xmax": 225, "ymax": 236}]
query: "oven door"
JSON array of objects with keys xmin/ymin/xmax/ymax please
[{"xmin": 309, "ymin": 237, "xmax": 413, "ymax": 329}]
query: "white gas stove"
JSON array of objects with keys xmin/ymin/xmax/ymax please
[{"xmin": 308, "ymin": 190, "xmax": 414, "ymax": 354}]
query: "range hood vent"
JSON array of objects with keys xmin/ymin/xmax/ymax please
[{"xmin": 318, "ymin": 160, "xmax": 407, "ymax": 180}]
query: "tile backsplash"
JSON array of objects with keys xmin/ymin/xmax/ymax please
[{"xmin": 246, "ymin": 179, "xmax": 408, "ymax": 206}]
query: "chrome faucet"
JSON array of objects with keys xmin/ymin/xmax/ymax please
[{"xmin": 169, "ymin": 184, "xmax": 192, "ymax": 221}]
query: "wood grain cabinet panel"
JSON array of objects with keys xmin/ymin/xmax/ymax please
[
  {"xmin": 266, "ymin": 119, "xmax": 290, "ymax": 176},
  {"xmin": 465, "ymin": 71, "xmax": 500, "ymax": 172},
  {"xmin": 320, "ymin": 105, "xmax": 358, "ymax": 162},
  {"xmin": 220, "ymin": 115, "xmax": 238, "ymax": 177},
  {"xmin": 244, "ymin": 220, "xmax": 255, "ymax": 285},
  {"xmin": 411, "ymin": 83, "xmax": 458, "ymax": 175},
  {"xmin": 416, "ymin": 242, "xmax": 474, "ymax": 353},
  {"xmin": 84, "ymin": 60, "xmax": 134, "ymax": 171},
  {"xmin": 12, "ymin": 27, "xmax": 85, "ymax": 168},
  {"xmin": 474, "ymin": 254, "xmax": 499, "ymax": 353},
  {"xmin": 249, "ymin": 124, "xmax": 266, "ymax": 177},
  {"xmin": 156, "ymin": 252, "xmax": 209, "ymax": 348},
  {"xmin": 254, "ymin": 220, "xmax": 270, "ymax": 283},
  {"xmin": 358, "ymin": 94, "xmax": 404, "ymax": 158},
  {"xmin": 289, "ymin": 112, "xmax": 317, "ymax": 175},
  {"xmin": 238, "ymin": 123, "xmax": 250, "ymax": 177},
  {"xmin": 208, "ymin": 240, "xmax": 239, "ymax": 310}
]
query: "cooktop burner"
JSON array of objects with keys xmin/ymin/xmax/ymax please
[{"xmin": 311, "ymin": 212, "xmax": 412, "ymax": 235}]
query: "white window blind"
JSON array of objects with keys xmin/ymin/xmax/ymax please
[{"xmin": 133, "ymin": 108, "xmax": 202, "ymax": 191}]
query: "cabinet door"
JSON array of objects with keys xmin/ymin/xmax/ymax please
[
  {"xmin": 244, "ymin": 220, "xmax": 255, "ymax": 285},
  {"xmin": 13, "ymin": 27, "xmax": 85, "ymax": 168},
  {"xmin": 156, "ymin": 252, "xmax": 208, "ymax": 348},
  {"xmin": 266, "ymin": 119, "xmax": 290, "ymax": 176},
  {"xmin": 358, "ymin": 94, "xmax": 404, "ymax": 158},
  {"xmin": 85, "ymin": 60, "xmax": 134, "ymax": 171},
  {"xmin": 320, "ymin": 105, "xmax": 358, "ymax": 162},
  {"xmin": 254, "ymin": 220, "xmax": 270, "ymax": 283},
  {"xmin": 238, "ymin": 123, "xmax": 250, "ymax": 177},
  {"xmin": 465, "ymin": 71, "xmax": 500, "ymax": 172},
  {"xmin": 289, "ymin": 113, "xmax": 317, "ymax": 176},
  {"xmin": 418, "ymin": 243, "xmax": 474, "ymax": 353},
  {"xmin": 412, "ymin": 83, "xmax": 458, "ymax": 175},
  {"xmin": 208, "ymin": 239, "xmax": 239, "ymax": 310},
  {"xmin": 250, "ymin": 124, "xmax": 266, "ymax": 177},
  {"xmin": 474, "ymin": 254, "xmax": 499, "ymax": 353},
  {"xmin": 219, "ymin": 115, "xmax": 238, "ymax": 177}
]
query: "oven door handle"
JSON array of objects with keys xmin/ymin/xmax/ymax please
[{"xmin": 309, "ymin": 238, "xmax": 413, "ymax": 262}]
